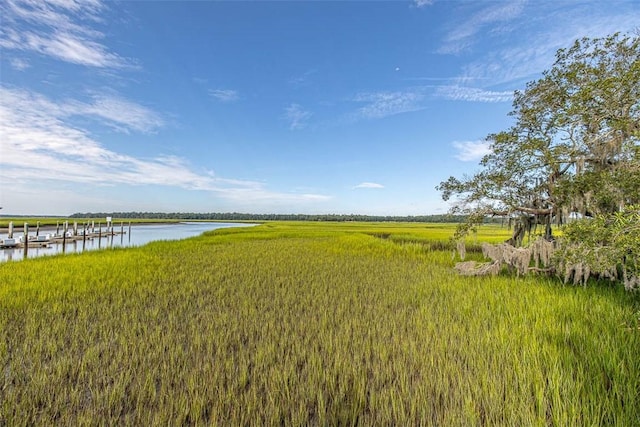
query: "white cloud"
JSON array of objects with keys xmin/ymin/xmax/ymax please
[
  {"xmin": 9, "ymin": 57, "xmax": 30, "ymax": 70},
  {"xmin": 445, "ymin": 3, "xmax": 640, "ymax": 87},
  {"xmin": 413, "ymin": 0, "xmax": 434, "ymax": 8},
  {"xmin": 353, "ymin": 182, "xmax": 385, "ymax": 189},
  {"xmin": 0, "ymin": 86, "xmax": 330, "ymax": 205},
  {"xmin": 26, "ymin": 32, "xmax": 123, "ymax": 67},
  {"xmin": 452, "ymin": 140, "xmax": 492, "ymax": 162},
  {"xmin": 0, "ymin": 0, "xmax": 127, "ymax": 68},
  {"xmin": 284, "ymin": 103, "xmax": 312, "ymax": 130},
  {"xmin": 435, "ymin": 85, "xmax": 513, "ymax": 103},
  {"xmin": 289, "ymin": 69, "xmax": 317, "ymax": 87},
  {"xmin": 466, "ymin": 15, "xmax": 640, "ymax": 86},
  {"xmin": 5, "ymin": 90, "xmax": 164, "ymax": 134},
  {"xmin": 353, "ymin": 90, "xmax": 425, "ymax": 119},
  {"xmin": 209, "ymin": 89, "xmax": 239, "ymax": 102},
  {"xmin": 78, "ymin": 95, "xmax": 165, "ymax": 133},
  {"xmin": 438, "ymin": 1, "xmax": 526, "ymax": 54}
]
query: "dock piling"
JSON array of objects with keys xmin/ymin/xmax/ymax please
[
  {"xmin": 62, "ymin": 221, "xmax": 68, "ymax": 253},
  {"xmin": 23, "ymin": 223, "xmax": 28, "ymax": 258}
]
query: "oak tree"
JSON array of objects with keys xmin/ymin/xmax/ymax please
[
  {"xmin": 438, "ymin": 33, "xmax": 640, "ymax": 287},
  {"xmin": 438, "ymin": 33, "xmax": 640, "ymax": 245}
]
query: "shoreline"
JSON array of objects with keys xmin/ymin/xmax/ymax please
[{"xmin": 0, "ymin": 219, "xmax": 253, "ymax": 235}]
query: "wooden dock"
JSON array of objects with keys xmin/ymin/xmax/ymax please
[
  {"xmin": 0, "ymin": 232, "xmax": 126, "ymax": 249},
  {"xmin": 0, "ymin": 220, "xmax": 131, "ymax": 252}
]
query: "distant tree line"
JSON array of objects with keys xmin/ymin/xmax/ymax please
[{"xmin": 69, "ymin": 211, "xmax": 489, "ymax": 223}]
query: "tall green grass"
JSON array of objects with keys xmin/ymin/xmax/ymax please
[{"xmin": 1, "ymin": 222, "xmax": 638, "ymax": 425}]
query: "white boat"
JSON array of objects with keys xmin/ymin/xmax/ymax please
[{"xmin": 0, "ymin": 238, "xmax": 17, "ymax": 248}]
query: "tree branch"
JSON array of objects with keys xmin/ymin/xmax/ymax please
[{"xmin": 488, "ymin": 206, "xmax": 554, "ymax": 216}]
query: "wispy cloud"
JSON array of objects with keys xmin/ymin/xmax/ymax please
[
  {"xmin": 0, "ymin": 87, "xmax": 199, "ymax": 188},
  {"xmin": 445, "ymin": 3, "xmax": 640, "ymax": 87},
  {"xmin": 413, "ymin": 0, "xmax": 434, "ymax": 8},
  {"xmin": 9, "ymin": 57, "xmax": 30, "ymax": 70},
  {"xmin": 0, "ymin": 86, "xmax": 330, "ymax": 205},
  {"xmin": 353, "ymin": 182, "xmax": 385, "ymax": 189},
  {"xmin": 353, "ymin": 90, "xmax": 425, "ymax": 120},
  {"xmin": 0, "ymin": 0, "xmax": 128, "ymax": 68},
  {"xmin": 209, "ymin": 89, "xmax": 239, "ymax": 102},
  {"xmin": 435, "ymin": 85, "xmax": 512, "ymax": 103},
  {"xmin": 77, "ymin": 95, "xmax": 165, "ymax": 133},
  {"xmin": 452, "ymin": 140, "xmax": 492, "ymax": 162},
  {"xmin": 284, "ymin": 103, "xmax": 312, "ymax": 130},
  {"xmin": 439, "ymin": 1, "xmax": 526, "ymax": 54},
  {"xmin": 465, "ymin": 14, "xmax": 640, "ymax": 86},
  {"xmin": 289, "ymin": 69, "xmax": 317, "ymax": 87},
  {"xmin": 6, "ymin": 90, "xmax": 165, "ymax": 134}
]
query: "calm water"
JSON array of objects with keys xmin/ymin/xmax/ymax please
[{"xmin": 0, "ymin": 222, "xmax": 254, "ymax": 262}]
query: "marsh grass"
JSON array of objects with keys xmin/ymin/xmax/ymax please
[{"xmin": 1, "ymin": 222, "xmax": 638, "ymax": 425}]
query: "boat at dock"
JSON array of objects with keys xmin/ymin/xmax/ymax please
[
  {"xmin": 1, "ymin": 221, "xmax": 252, "ymax": 262},
  {"xmin": 0, "ymin": 238, "xmax": 17, "ymax": 249},
  {"xmin": 0, "ymin": 230, "xmax": 126, "ymax": 249}
]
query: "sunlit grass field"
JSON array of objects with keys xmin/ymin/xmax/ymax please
[{"xmin": 1, "ymin": 222, "xmax": 638, "ymax": 425}]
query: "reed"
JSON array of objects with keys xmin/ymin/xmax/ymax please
[{"xmin": 1, "ymin": 222, "xmax": 638, "ymax": 425}]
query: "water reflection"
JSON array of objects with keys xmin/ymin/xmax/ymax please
[{"xmin": 0, "ymin": 222, "xmax": 254, "ymax": 262}]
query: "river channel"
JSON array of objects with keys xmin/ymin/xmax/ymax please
[{"xmin": 0, "ymin": 222, "xmax": 255, "ymax": 262}]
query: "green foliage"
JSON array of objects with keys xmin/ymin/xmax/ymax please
[
  {"xmin": 438, "ymin": 33, "xmax": 640, "ymax": 245},
  {"xmin": 556, "ymin": 206, "xmax": 640, "ymax": 289},
  {"xmin": 438, "ymin": 33, "xmax": 639, "ymax": 289},
  {"xmin": 66, "ymin": 211, "xmax": 474, "ymax": 223},
  {"xmin": 1, "ymin": 222, "xmax": 639, "ymax": 424}
]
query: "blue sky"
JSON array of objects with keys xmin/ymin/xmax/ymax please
[{"xmin": 1, "ymin": 0, "xmax": 638, "ymax": 216}]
